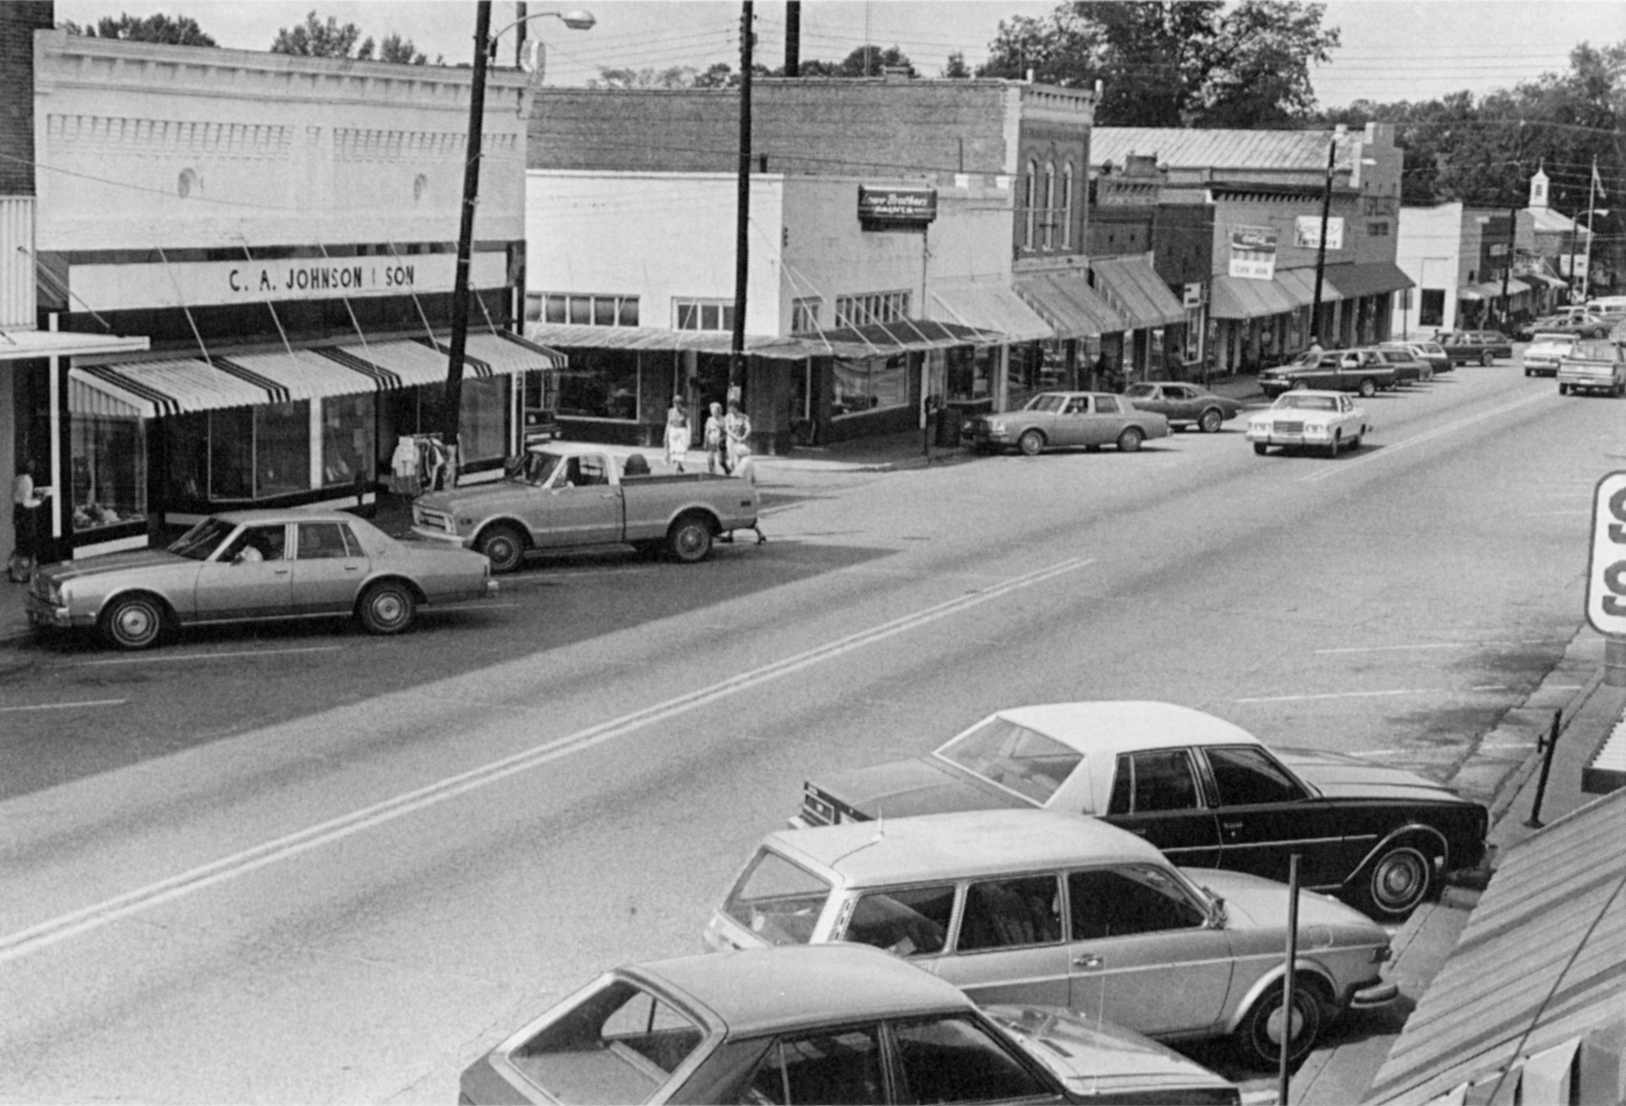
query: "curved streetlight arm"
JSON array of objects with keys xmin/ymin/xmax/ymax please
[{"xmin": 487, "ymin": 8, "xmax": 595, "ymax": 57}]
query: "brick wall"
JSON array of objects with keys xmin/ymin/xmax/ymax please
[{"xmin": 0, "ymin": 2, "xmax": 51, "ymax": 195}]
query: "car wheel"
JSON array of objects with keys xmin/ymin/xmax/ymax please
[
  {"xmin": 1559, "ymin": 384, "xmax": 1570, "ymax": 395},
  {"xmin": 1481, "ymin": 351, "xmax": 1494, "ymax": 366},
  {"xmin": 1198, "ymin": 408, "xmax": 1224, "ymax": 433},
  {"xmin": 1117, "ymin": 427, "xmax": 1144, "ymax": 453},
  {"xmin": 357, "ymin": 580, "xmax": 416, "ymax": 635},
  {"xmin": 668, "ymin": 514, "xmax": 713, "ymax": 563},
  {"xmin": 1253, "ymin": 442, "xmax": 1268, "ymax": 455},
  {"xmin": 100, "ymin": 593, "xmax": 166, "ymax": 650},
  {"xmin": 1355, "ymin": 842, "xmax": 1434, "ymax": 919},
  {"xmin": 476, "ymin": 524, "xmax": 527, "ymax": 574},
  {"xmin": 1350, "ymin": 433, "xmax": 1363, "ymax": 451},
  {"xmin": 1017, "ymin": 429, "xmax": 1045, "ymax": 456},
  {"xmin": 1290, "ymin": 379, "xmax": 1309, "ymax": 391},
  {"xmin": 1233, "ymin": 980, "xmax": 1323, "ymax": 1069},
  {"xmin": 1326, "ymin": 432, "xmax": 1341, "ymax": 458},
  {"xmin": 1525, "ymin": 367, "xmax": 1532, "ymax": 377},
  {"xmin": 1358, "ymin": 377, "xmax": 1377, "ymax": 398}
]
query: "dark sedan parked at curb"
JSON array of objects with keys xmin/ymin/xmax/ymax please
[
  {"xmin": 1257, "ymin": 349, "xmax": 1397, "ymax": 398},
  {"xmin": 791, "ymin": 701, "xmax": 1489, "ymax": 921},
  {"xmin": 26, "ymin": 510, "xmax": 495, "ymax": 650},
  {"xmin": 1373, "ymin": 346, "xmax": 1434, "ymax": 384},
  {"xmin": 1122, "ymin": 382, "xmax": 1241, "ymax": 432},
  {"xmin": 461, "ymin": 944, "xmax": 1242, "ymax": 1105},
  {"xmin": 963, "ymin": 392, "xmax": 1169, "ymax": 456},
  {"xmin": 1437, "ymin": 329, "xmax": 1514, "ymax": 366}
]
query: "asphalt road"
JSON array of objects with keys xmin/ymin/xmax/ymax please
[{"xmin": 0, "ymin": 363, "xmax": 1613, "ymax": 1102}]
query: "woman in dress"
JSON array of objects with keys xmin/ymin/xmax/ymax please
[{"xmin": 664, "ymin": 396, "xmax": 691, "ymax": 472}]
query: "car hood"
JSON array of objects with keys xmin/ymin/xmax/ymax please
[
  {"xmin": 812, "ymin": 757, "xmax": 1027, "ymax": 819},
  {"xmin": 986, "ymin": 1005, "xmax": 1237, "ymax": 1096},
  {"xmin": 1275, "ymin": 747, "xmax": 1470, "ymax": 804},
  {"xmin": 37, "ymin": 548, "xmax": 193, "ymax": 584},
  {"xmin": 1186, "ymin": 869, "xmax": 1379, "ymax": 933},
  {"xmin": 416, "ymin": 481, "xmax": 539, "ymax": 516}
]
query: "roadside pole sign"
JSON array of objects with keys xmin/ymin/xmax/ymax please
[{"xmin": 1585, "ymin": 471, "xmax": 1626, "ymax": 636}]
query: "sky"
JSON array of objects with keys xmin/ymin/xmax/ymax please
[{"xmin": 50, "ymin": 0, "xmax": 1626, "ymax": 110}]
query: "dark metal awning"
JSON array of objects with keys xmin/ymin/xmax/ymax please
[{"xmin": 1323, "ymin": 261, "xmax": 1415, "ymax": 300}]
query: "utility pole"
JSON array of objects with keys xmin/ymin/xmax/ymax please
[
  {"xmin": 784, "ymin": 0, "xmax": 799, "ymax": 76},
  {"xmin": 514, "ymin": 1, "xmax": 526, "ymax": 67},
  {"xmin": 1310, "ymin": 138, "xmax": 1335, "ymax": 345},
  {"xmin": 1500, "ymin": 205, "xmax": 1516, "ymax": 329},
  {"xmin": 441, "ymin": 0, "xmax": 494, "ymax": 486},
  {"xmin": 731, "ymin": 1, "xmax": 752, "ymax": 394},
  {"xmin": 1581, "ymin": 155, "xmax": 1600, "ymax": 303}
]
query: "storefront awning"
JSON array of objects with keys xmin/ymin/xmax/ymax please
[
  {"xmin": 1323, "ymin": 261, "xmax": 1415, "ymax": 300},
  {"xmin": 929, "ymin": 283, "xmax": 1054, "ymax": 342},
  {"xmin": 795, "ymin": 319, "xmax": 1004, "ymax": 358},
  {"xmin": 1210, "ymin": 274, "xmax": 1302, "ymax": 320},
  {"xmin": 524, "ymin": 322, "xmax": 832, "ymax": 360},
  {"xmin": 1012, "ymin": 271, "xmax": 1127, "ymax": 338},
  {"xmin": 0, "ymin": 328, "xmax": 148, "ymax": 363},
  {"xmin": 1276, "ymin": 268, "xmax": 1341, "ymax": 306},
  {"xmin": 1521, "ymin": 271, "xmax": 1569, "ymax": 289},
  {"xmin": 1090, "ymin": 256, "xmax": 1187, "ymax": 329},
  {"xmin": 1457, "ymin": 279, "xmax": 1532, "ymax": 302},
  {"xmin": 69, "ymin": 331, "xmax": 566, "ymax": 418}
]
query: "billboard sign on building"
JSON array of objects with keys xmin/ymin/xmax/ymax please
[
  {"xmin": 858, "ymin": 186, "xmax": 938, "ymax": 229},
  {"xmin": 1229, "ymin": 225, "xmax": 1278, "ymax": 280},
  {"xmin": 1293, "ymin": 216, "xmax": 1345, "ymax": 251}
]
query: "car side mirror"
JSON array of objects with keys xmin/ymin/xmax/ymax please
[{"xmin": 1205, "ymin": 893, "xmax": 1226, "ymax": 929}]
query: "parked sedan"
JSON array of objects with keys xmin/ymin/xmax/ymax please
[
  {"xmin": 963, "ymin": 392, "xmax": 1169, "ymax": 456},
  {"xmin": 1245, "ymin": 391, "xmax": 1373, "ymax": 458},
  {"xmin": 790, "ymin": 701, "xmax": 1489, "ymax": 920},
  {"xmin": 714, "ymin": 811, "xmax": 1395, "ymax": 1068},
  {"xmin": 1374, "ymin": 346, "xmax": 1434, "ymax": 384},
  {"xmin": 26, "ymin": 510, "xmax": 495, "ymax": 650},
  {"xmin": 1515, "ymin": 311, "xmax": 1612, "ymax": 341},
  {"xmin": 462, "ymin": 944, "xmax": 1242, "ymax": 1104},
  {"xmin": 1257, "ymin": 349, "xmax": 1395, "ymax": 397},
  {"xmin": 1121, "ymin": 383, "xmax": 1240, "ymax": 432},
  {"xmin": 1437, "ymin": 329, "xmax": 1514, "ymax": 366}
]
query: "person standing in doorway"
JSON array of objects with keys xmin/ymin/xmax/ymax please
[
  {"xmin": 10, "ymin": 461, "xmax": 45, "ymax": 582},
  {"xmin": 703, "ymin": 401, "xmax": 729, "ymax": 475},
  {"xmin": 664, "ymin": 395, "xmax": 691, "ymax": 472}
]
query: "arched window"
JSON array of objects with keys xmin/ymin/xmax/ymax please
[
  {"xmin": 1043, "ymin": 162, "xmax": 1056, "ymax": 249},
  {"xmin": 1061, "ymin": 163, "xmax": 1075, "ymax": 249},
  {"xmin": 1024, "ymin": 160, "xmax": 1037, "ymax": 249}
]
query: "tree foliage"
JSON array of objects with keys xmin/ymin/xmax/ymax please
[
  {"xmin": 269, "ymin": 11, "xmax": 434, "ymax": 64},
  {"xmin": 61, "ymin": 12, "xmax": 216, "ymax": 47},
  {"xmin": 977, "ymin": 1, "xmax": 1337, "ymax": 128},
  {"xmin": 603, "ymin": 44, "xmax": 915, "ymax": 89}
]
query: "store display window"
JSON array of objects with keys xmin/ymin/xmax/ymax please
[
  {"xmin": 206, "ymin": 402, "xmax": 311, "ymax": 501},
  {"xmin": 558, "ymin": 351, "xmax": 639, "ymax": 421},
  {"xmin": 322, "ymin": 394, "xmax": 376, "ymax": 487},
  {"xmin": 70, "ymin": 415, "xmax": 146, "ymax": 531},
  {"xmin": 832, "ymin": 354, "xmax": 908, "ymax": 417}
]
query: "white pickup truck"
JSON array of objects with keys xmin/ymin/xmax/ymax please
[{"xmin": 410, "ymin": 444, "xmax": 762, "ymax": 571}]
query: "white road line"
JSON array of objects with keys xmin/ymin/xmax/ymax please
[
  {"xmin": 427, "ymin": 602, "xmax": 519, "ymax": 612},
  {"xmin": 1314, "ymin": 640, "xmax": 1563, "ymax": 654},
  {"xmin": 78, "ymin": 646, "xmax": 346, "ymax": 667},
  {"xmin": 1235, "ymin": 688, "xmax": 1430, "ymax": 704},
  {"xmin": 1298, "ymin": 392, "xmax": 1554, "ymax": 483},
  {"xmin": 0, "ymin": 557, "xmax": 1090, "ymax": 964},
  {"xmin": 0, "ymin": 699, "xmax": 127, "ymax": 713}
]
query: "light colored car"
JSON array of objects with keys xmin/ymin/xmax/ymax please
[
  {"xmin": 1523, "ymin": 332, "xmax": 1578, "ymax": 377},
  {"xmin": 791, "ymin": 701, "xmax": 1488, "ymax": 921},
  {"xmin": 962, "ymin": 392, "xmax": 1169, "ymax": 456},
  {"xmin": 1556, "ymin": 338, "xmax": 1626, "ymax": 397},
  {"xmin": 708, "ymin": 810, "xmax": 1396, "ymax": 1068},
  {"xmin": 1383, "ymin": 340, "xmax": 1452, "ymax": 377},
  {"xmin": 26, "ymin": 510, "xmax": 494, "ymax": 649},
  {"xmin": 1121, "ymin": 383, "xmax": 1241, "ymax": 432},
  {"xmin": 1246, "ymin": 390, "xmax": 1373, "ymax": 457},
  {"xmin": 461, "ymin": 944, "xmax": 1242, "ymax": 1104}
]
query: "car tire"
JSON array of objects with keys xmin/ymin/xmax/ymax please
[
  {"xmin": 1358, "ymin": 377, "xmax": 1377, "ymax": 398},
  {"xmin": 1354, "ymin": 842, "xmax": 1434, "ymax": 919},
  {"xmin": 1253, "ymin": 442, "xmax": 1268, "ymax": 455},
  {"xmin": 1559, "ymin": 384, "xmax": 1570, "ymax": 395},
  {"xmin": 1481, "ymin": 351, "xmax": 1494, "ymax": 366},
  {"xmin": 667, "ymin": 514, "xmax": 713, "ymax": 563},
  {"xmin": 1350, "ymin": 433, "xmax": 1363, "ymax": 451},
  {"xmin": 357, "ymin": 580, "xmax": 416, "ymax": 635},
  {"xmin": 476, "ymin": 524, "xmax": 528, "ymax": 574},
  {"xmin": 1017, "ymin": 429, "xmax": 1045, "ymax": 456},
  {"xmin": 1117, "ymin": 427, "xmax": 1144, "ymax": 453},
  {"xmin": 100, "ymin": 592, "xmax": 167, "ymax": 650},
  {"xmin": 1233, "ymin": 980, "xmax": 1323, "ymax": 1069},
  {"xmin": 1198, "ymin": 408, "xmax": 1224, "ymax": 433},
  {"xmin": 1326, "ymin": 433, "xmax": 1341, "ymax": 458},
  {"xmin": 1525, "ymin": 367, "xmax": 1532, "ymax": 377}
]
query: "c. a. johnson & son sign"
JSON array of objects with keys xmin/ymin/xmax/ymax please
[{"xmin": 858, "ymin": 185, "xmax": 938, "ymax": 228}]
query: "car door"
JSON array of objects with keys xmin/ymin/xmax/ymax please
[
  {"xmin": 1046, "ymin": 397, "xmax": 1091, "ymax": 447},
  {"xmin": 532, "ymin": 454, "xmax": 624, "ymax": 549},
  {"xmin": 1202, "ymin": 744, "xmax": 1346, "ymax": 887},
  {"xmin": 932, "ymin": 874, "xmax": 1072, "ymax": 1009},
  {"xmin": 888, "ymin": 1014, "xmax": 1062, "ymax": 1105},
  {"xmin": 1101, "ymin": 748, "xmax": 1221, "ymax": 867},
  {"xmin": 1064, "ymin": 865, "xmax": 1234, "ymax": 1036},
  {"xmin": 290, "ymin": 521, "xmax": 369, "ymax": 614},
  {"xmin": 1087, "ymin": 395, "xmax": 1129, "ymax": 445},
  {"xmin": 193, "ymin": 522, "xmax": 292, "ymax": 621},
  {"xmin": 1164, "ymin": 385, "xmax": 1201, "ymax": 422},
  {"xmin": 1127, "ymin": 386, "xmax": 1170, "ymax": 418}
]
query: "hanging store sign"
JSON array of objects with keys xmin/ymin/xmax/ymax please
[
  {"xmin": 1586, "ymin": 471, "xmax": 1626, "ymax": 636},
  {"xmin": 67, "ymin": 251, "xmax": 509, "ymax": 312},
  {"xmin": 1228, "ymin": 225, "xmax": 1278, "ymax": 280},
  {"xmin": 858, "ymin": 185, "xmax": 938, "ymax": 229},
  {"xmin": 1293, "ymin": 216, "xmax": 1345, "ymax": 251}
]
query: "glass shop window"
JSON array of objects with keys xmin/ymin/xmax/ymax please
[
  {"xmin": 167, "ymin": 412, "xmax": 209, "ymax": 503},
  {"xmin": 557, "ymin": 352, "xmax": 640, "ymax": 421},
  {"xmin": 207, "ymin": 402, "xmax": 311, "ymax": 501},
  {"xmin": 321, "ymin": 393, "xmax": 376, "ymax": 488},
  {"xmin": 458, "ymin": 376, "xmax": 510, "ymax": 464},
  {"xmin": 70, "ymin": 415, "xmax": 146, "ymax": 531},
  {"xmin": 945, "ymin": 346, "xmax": 992, "ymax": 402},
  {"xmin": 831, "ymin": 354, "xmax": 908, "ymax": 417}
]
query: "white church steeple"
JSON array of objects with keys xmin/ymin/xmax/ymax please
[{"xmin": 1530, "ymin": 164, "xmax": 1550, "ymax": 210}]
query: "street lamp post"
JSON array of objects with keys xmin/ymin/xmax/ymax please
[{"xmin": 440, "ymin": 4, "xmax": 593, "ymax": 485}]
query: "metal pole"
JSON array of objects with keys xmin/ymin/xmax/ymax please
[
  {"xmin": 1581, "ymin": 157, "xmax": 1598, "ymax": 303},
  {"xmin": 514, "ymin": 1, "xmax": 526, "ymax": 67},
  {"xmin": 1500, "ymin": 206, "xmax": 1515, "ymax": 329},
  {"xmin": 1279, "ymin": 853, "xmax": 1301, "ymax": 1105},
  {"xmin": 784, "ymin": 0, "xmax": 799, "ymax": 76},
  {"xmin": 730, "ymin": 1, "xmax": 752, "ymax": 395},
  {"xmin": 442, "ymin": 0, "xmax": 493, "ymax": 484},
  {"xmin": 1524, "ymin": 709, "xmax": 1563, "ymax": 828},
  {"xmin": 1311, "ymin": 140, "xmax": 1334, "ymax": 345}
]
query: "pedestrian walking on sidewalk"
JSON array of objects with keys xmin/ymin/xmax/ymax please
[
  {"xmin": 721, "ymin": 400, "xmax": 765, "ymax": 545},
  {"xmin": 10, "ymin": 461, "xmax": 45, "ymax": 583},
  {"xmin": 703, "ymin": 401, "xmax": 729, "ymax": 475},
  {"xmin": 664, "ymin": 396, "xmax": 691, "ymax": 472}
]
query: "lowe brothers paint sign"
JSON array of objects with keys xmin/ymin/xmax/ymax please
[
  {"xmin": 858, "ymin": 185, "xmax": 938, "ymax": 229},
  {"xmin": 1228, "ymin": 225, "xmax": 1278, "ymax": 280},
  {"xmin": 69, "ymin": 252, "xmax": 508, "ymax": 311}
]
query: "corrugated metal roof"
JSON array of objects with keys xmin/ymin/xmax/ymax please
[
  {"xmin": 1092, "ymin": 127, "xmax": 1349, "ymax": 173},
  {"xmin": 1090, "ymin": 256, "xmax": 1186, "ymax": 329},
  {"xmin": 1364, "ymin": 787, "xmax": 1626, "ymax": 1104}
]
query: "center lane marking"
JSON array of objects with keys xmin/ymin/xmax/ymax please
[
  {"xmin": 0, "ymin": 557, "xmax": 1090, "ymax": 964},
  {"xmin": 1297, "ymin": 391, "xmax": 1554, "ymax": 484}
]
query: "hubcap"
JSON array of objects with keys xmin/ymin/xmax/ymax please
[
  {"xmin": 118, "ymin": 606, "xmax": 154, "ymax": 640},
  {"xmin": 1265, "ymin": 1002, "xmax": 1305, "ymax": 1046},
  {"xmin": 678, "ymin": 528, "xmax": 704, "ymax": 556},
  {"xmin": 373, "ymin": 593, "xmax": 404, "ymax": 624}
]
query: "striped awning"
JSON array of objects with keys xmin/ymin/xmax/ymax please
[
  {"xmin": 1013, "ymin": 271, "xmax": 1128, "ymax": 338},
  {"xmin": 68, "ymin": 331, "xmax": 566, "ymax": 418},
  {"xmin": 1210, "ymin": 274, "xmax": 1302, "ymax": 320},
  {"xmin": 930, "ymin": 283, "xmax": 1054, "ymax": 342},
  {"xmin": 1090, "ymin": 256, "xmax": 1187, "ymax": 329}
]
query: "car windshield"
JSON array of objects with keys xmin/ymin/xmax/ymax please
[
  {"xmin": 1572, "ymin": 340, "xmax": 1618, "ymax": 360},
  {"xmin": 1532, "ymin": 335, "xmax": 1574, "ymax": 349},
  {"xmin": 1122, "ymin": 384, "xmax": 1157, "ymax": 398},
  {"xmin": 1023, "ymin": 394, "xmax": 1068, "ymax": 412},
  {"xmin": 722, "ymin": 847, "xmax": 832, "ymax": 945},
  {"xmin": 935, "ymin": 717, "xmax": 1082, "ymax": 804},
  {"xmin": 1273, "ymin": 394, "xmax": 1338, "ymax": 411},
  {"xmin": 1418, "ymin": 343, "xmax": 1445, "ymax": 355},
  {"xmin": 508, "ymin": 976, "xmax": 705, "ymax": 1104},
  {"xmin": 167, "ymin": 517, "xmax": 238, "ymax": 560},
  {"xmin": 508, "ymin": 450, "xmax": 564, "ymax": 486}
]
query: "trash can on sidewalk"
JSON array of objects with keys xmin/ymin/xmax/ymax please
[{"xmin": 940, "ymin": 400, "xmax": 990, "ymax": 447}]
